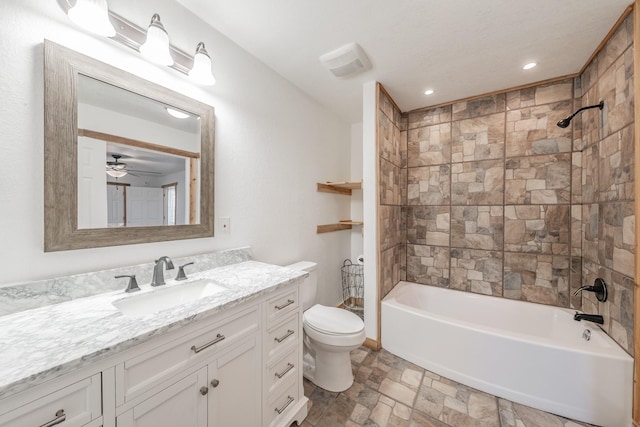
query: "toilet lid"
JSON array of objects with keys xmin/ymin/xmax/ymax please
[{"xmin": 304, "ymin": 304, "xmax": 364, "ymax": 335}]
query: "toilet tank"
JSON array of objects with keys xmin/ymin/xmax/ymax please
[{"xmin": 284, "ymin": 261, "xmax": 317, "ymax": 310}]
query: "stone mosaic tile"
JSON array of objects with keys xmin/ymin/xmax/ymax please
[
  {"xmin": 406, "ymin": 206, "xmax": 450, "ymax": 247},
  {"xmin": 379, "ymin": 87, "xmax": 403, "ymax": 129},
  {"xmin": 571, "ymin": 205, "xmax": 582, "ymax": 257},
  {"xmin": 596, "ymin": 13, "xmax": 632, "ymax": 80},
  {"xmin": 450, "ymin": 206, "xmax": 503, "ymax": 250},
  {"xmin": 380, "ymin": 157, "xmax": 402, "ymax": 205},
  {"xmin": 599, "ymin": 47, "xmax": 634, "ymax": 139},
  {"xmin": 451, "ymin": 94, "xmax": 505, "ymax": 121},
  {"xmin": 407, "ymin": 123, "xmax": 452, "ymax": 167},
  {"xmin": 378, "ymin": 110, "xmax": 402, "ymax": 167},
  {"xmin": 407, "ymin": 106, "xmax": 452, "ymax": 129},
  {"xmin": 407, "ymin": 165, "xmax": 451, "ymax": 205},
  {"xmin": 582, "ymin": 204, "xmax": 599, "ymax": 265},
  {"xmin": 381, "ymin": 244, "xmax": 404, "ymax": 298},
  {"xmin": 450, "ymin": 248, "xmax": 503, "ymax": 296},
  {"xmin": 569, "ymin": 256, "xmax": 582, "ymax": 310},
  {"xmin": 504, "ymin": 153, "xmax": 571, "ymax": 204},
  {"xmin": 580, "ymin": 86, "xmax": 603, "ymax": 150},
  {"xmin": 407, "ymin": 244, "xmax": 450, "ymax": 287},
  {"xmin": 505, "ymin": 101, "xmax": 572, "ymax": 158},
  {"xmin": 572, "ymin": 152, "xmax": 582, "ymax": 204},
  {"xmin": 379, "ymin": 205, "xmax": 404, "ymax": 251},
  {"xmin": 572, "ymin": 92, "xmax": 585, "ymax": 152},
  {"xmin": 400, "ymin": 129, "xmax": 408, "ymax": 169},
  {"xmin": 506, "ymin": 80, "xmax": 573, "ymax": 110},
  {"xmin": 503, "ymin": 253, "xmax": 569, "ymax": 306},
  {"xmin": 598, "ymin": 125, "xmax": 634, "ymax": 202},
  {"xmin": 451, "ymin": 113, "xmax": 505, "ymax": 162},
  {"xmin": 300, "ymin": 347, "xmax": 597, "ymax": 427},
  {"xmin": 504, "ymin": 205, "xmax": 570, "ymax": 255},
  {"xmin": 598, "ymin": 201, "xmax": 634, "ymax": 278},
  {"xmin": 451, "ymin": 160, "xmax": 504, "ymax": 205},
  {"xmin": 582, "ymin": 144, "xmax": 599, "ymax": 204}
]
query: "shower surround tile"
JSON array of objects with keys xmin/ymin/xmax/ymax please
[
  {"xmin": 381, "ymin": 245, "xmax": 404, "ymax": 298},
  {"xmin": 450, "ymin": 206, "xmax": 504, "ymax": 250},
  {"xmin": 503, "ymin": 253, "xmax": 569, "ymax": 305},
  {"xmin": 408, "ymin": 165, "xmax": 451, "ymax": 205},
  {"xmin": 452, "ymin": 94, "xmax": 505, "ymax": 121},
  {"xmin": 450, "ymin": 160, "xmax": 504, "ymax": 205},
  {"xmin": 408, "ymin": 123, "xmax": 452, "ymax": 167},
  {"xmin": 582, "ymin": 144, "xmax": 599, "ymax": 204},
  {"xmin": 506, "ymin": 80, "xmax": 573, "ymax": 110},
  {"xmin": 450, "ymin": 249, "xmax": 503, "ymax": 296},
  {"xmin": 598, "ymin": 125, "xmax": 634, "ymax": 202},
  {"xmin": 505, "ymin": 101, "xmax": 573, "ymax": 158},
  {"xmin": 380, "ymin": 158, "xmax": 403, "ymax": 205},
  {"xmin": 451, "ymin": 113, "xmax": 504, "ymax": 162},
  {"xmin": 504, "ymin": 205, "xmax": 570, "ymax": 255},
  {"xmin": 407, "ymin": 245, "xmax": 450, "ymax": 287},
  {"xmin": 598, "ymin": 201, "xmax": 634, "ymax": 278},
  {"xmin": 379, "ymin": 205, "xmax": 404, "ymax": 251},
  {"xmin": 504, "ymin": 153, "xmax": 571, "ymax": 204},
  {"xmin": 407, "ymin": 106, "xmax": 452, "ymax": 129},
  {"xmin": 406, "ymin": 206, "xmax": 450, "ymax": 247},
  {"xmin": 379, "ymin": 111, "xmax": 402, "ymax": 167}
]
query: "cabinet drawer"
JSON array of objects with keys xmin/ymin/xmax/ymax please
[
  {"xmin": 266, "ymin": 288, "xmax": 298, "ymax": 326},
  {"xmin": 0, "ymin": 374, "xmax": 101, "ymax": 427},
  {"xmin": 265, "ymin": 349, "xmax": 298, "ymax": 397},
  {"xmin": 265, "ymin": 380, "xmax": 300, "ymax": 427},
  {"xmin": 266, "ymin": 312, "xmax": 299, "ymax": 361},
  {"xmin": 116, "ymin": 306, "xmax": 258, "ymax": 406}
]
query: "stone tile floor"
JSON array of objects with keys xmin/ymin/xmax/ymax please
[{"xmin": 294, "ymin": 347, "xmax": 596, "ymax": 427}]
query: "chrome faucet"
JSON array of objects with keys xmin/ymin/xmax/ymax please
[{"xmin": 151, "ymin": 256, "xmax": 175, "ymax": 287}]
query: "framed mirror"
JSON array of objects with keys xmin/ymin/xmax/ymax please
[{"xmin": 44, "ymin": 40, "xmax": 215, "ymax": 251}]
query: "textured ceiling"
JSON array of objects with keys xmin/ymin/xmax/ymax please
[{"xmin": 177, "ymin": 0, "xmax": 632, "ymax": 123}]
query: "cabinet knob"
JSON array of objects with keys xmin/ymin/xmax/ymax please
[
  {"xmin": 200, "ymin": 386, "xmax": 209, "ymax": 395},
  {"xmin": 211, "ymin": 379, "xmax": 220, "ymax": 388}
]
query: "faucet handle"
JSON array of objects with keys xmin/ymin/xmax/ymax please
[
  {"xmin": 176, "ymin": 262, "xmax": 194, "ymax": 281},
  {"xmin": 115, "ymin": 275, "xmax": 140, "ymax": 293}
]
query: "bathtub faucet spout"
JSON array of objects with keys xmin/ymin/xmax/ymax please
[{"xmin": 573, "ymin": 312, "xmax": 604, "ymax": 324}]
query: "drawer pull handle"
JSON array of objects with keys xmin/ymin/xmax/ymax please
[
  {"xmin": 274, "ymin": 329, "xmax": 294, "ymax": 343},
  {"xmin": 40, "ymin": 409, "xmax": 66, "ymax": 427},
  {"xmin": 275, "ymin": 363, "xmax": 294, "ymax": 379},
  {"xmin": 191, "ymin": 333, "xmax": 226, "ymax": 353},
  {"xmin": 211, "ymin": 379, "xmax": 220, "ymax": 388},
  {"xmin": 275, "ymin": 396, "xmax": 294, "ymax": 414},
  {"xmin": 275, "ymin": 299, "xmax": 294, "ymax": 310},
  {"xmin": 200, "ymin": 386, "xmax": 209, "ymax": 396}
]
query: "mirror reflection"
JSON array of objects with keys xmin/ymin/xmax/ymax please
[{"xmin": 76, "ymin": 75, "xmax": 201, "ymax": 228}]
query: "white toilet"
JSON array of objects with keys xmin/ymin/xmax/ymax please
[{"xmin": 285, "ymin": 261, "xmax": 366, "ymax": 392}]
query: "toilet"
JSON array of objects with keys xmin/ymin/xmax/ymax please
[{"xmin": 285, "ymin": 261, "xmax": 366, "ymax": 392}]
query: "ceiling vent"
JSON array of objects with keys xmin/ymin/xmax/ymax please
[{"xmin": 319, "ymin": 42, "xmax": 372, "ymax": 78}]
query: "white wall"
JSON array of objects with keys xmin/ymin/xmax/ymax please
[
  {"xmin": 350, "ymin": 122, "xmax": 363, "ymax": 262},
  {"xmin": 0, "ymin": 0, "xmax": 352, "ymax": 307}
]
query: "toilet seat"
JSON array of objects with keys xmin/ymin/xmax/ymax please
[{"xmin": 303, "ymin": 304, "xmax": 364, "ymax": 335}]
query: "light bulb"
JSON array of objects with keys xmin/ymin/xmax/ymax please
[
  {"xmin": 68, "ymin": 0, "xmax": 116, "ymax": 37},
  {"xmin": 139, "ymin": 14, "xmax": 173, "ymax": 66},
  {"xmin": 188, "ymin": 42, "xmax": 216, "ymax": 86}
]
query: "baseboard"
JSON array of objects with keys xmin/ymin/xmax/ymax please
[{"xmin": 363, "ymin": 337, "xmax": 381, "ymax": 350}]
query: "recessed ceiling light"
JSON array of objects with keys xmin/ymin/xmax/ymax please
[
  {"xmin": 523, "ymin": 62, "xmax": 537, "ymax": 70},
  {"xmin": 166, "ymin": 107, "xmax": 190, "ymax": 119},
  {"xmin": 424, "ymin": 89, "xmax": 434, "ymax": 95}
]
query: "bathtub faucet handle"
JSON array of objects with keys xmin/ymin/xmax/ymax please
[{"xmin": 572, "ymin": 278, "xmax": 607, "ymax": 302}]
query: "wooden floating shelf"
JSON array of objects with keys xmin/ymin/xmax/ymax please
[
  {"xmin": 317, "ymin": 220, "xmax": 363, "ymax": 234},
  {"xmin": 317, "ymin": 181, "xmax": 362, "ymax": 195}
]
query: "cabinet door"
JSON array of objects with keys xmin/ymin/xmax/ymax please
[
  {"xmin": 117, "ymin": 367, "xmax": 208, "ymax": 427},
  {"xmin": 208, "ymin": 335, "xmax": 260, "ymax": 427}
]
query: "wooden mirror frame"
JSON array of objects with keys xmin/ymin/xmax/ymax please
[{"xmin": 44, "ymin": 40, "xmax": 215, "ymax": 251}]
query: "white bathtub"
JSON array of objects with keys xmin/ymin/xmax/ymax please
[{"xmin": 381, "ymin": 281, "xmax": 633, "ymax": 427}]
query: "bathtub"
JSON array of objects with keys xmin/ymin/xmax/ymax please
[{"xmin": 381, "ymin": 281, "xmax": 633, "ymax": 427}]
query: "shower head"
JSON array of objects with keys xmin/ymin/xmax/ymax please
[{"xmin": 556, "ymin": 101, "xmax": 604, "ymax": 128}]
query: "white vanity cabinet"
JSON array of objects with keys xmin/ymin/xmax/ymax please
[
  {"xmin": 0, "ymin": 373, "xmax": 102, "ymax": 427},
  {"xmin": 0, "ymin": 275, "xmax": 307, "ymax": 427}
]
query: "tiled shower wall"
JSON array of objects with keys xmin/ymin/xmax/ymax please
[{"xmin": 376, "ymin": 13, "xmax": 634, "ymax": 355}]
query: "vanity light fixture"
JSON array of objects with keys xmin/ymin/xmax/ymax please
[
  {"xmin": 523, "ymin": 62, "xmax": 537, "ymax": 70},
  {"xmin": 67, "ymin": 0, "xmax": 115, "ymax": 37},
  {"xmin": 166, "ymin": 107, "xmax": 190, "ymax": 119},
  {"xmin": 58, "ymin": 0, "xmax": 216, "ymax": 86},
  {"xmin": 188, "ymin": 42, "xmax": 216, "ymax": 86},
  {"xmin": 139, "ymin": 14, "xmax": 174, "ymax": 66}
]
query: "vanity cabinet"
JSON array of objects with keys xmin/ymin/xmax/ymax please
[
  {"xmin": 0, "ymin": 277, "xmax": 307, "ymax": 427},
  {"xmin": 0, "ymin": 373, "xmax": 102, "ymax": 427}
]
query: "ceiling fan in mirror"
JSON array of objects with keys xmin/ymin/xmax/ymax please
[{"xmin": 106, "ymin": 154, "xmax": 161, "ymax": 178}]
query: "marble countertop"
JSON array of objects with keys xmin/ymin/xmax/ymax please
[{"xmin": 0, "ymin": 260, "xmax": 306, "ymax": 399}]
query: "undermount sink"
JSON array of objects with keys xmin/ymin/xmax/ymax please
[{"xmin": 112, "ymin": 279, "xmax": 228, "ymax": 317}]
